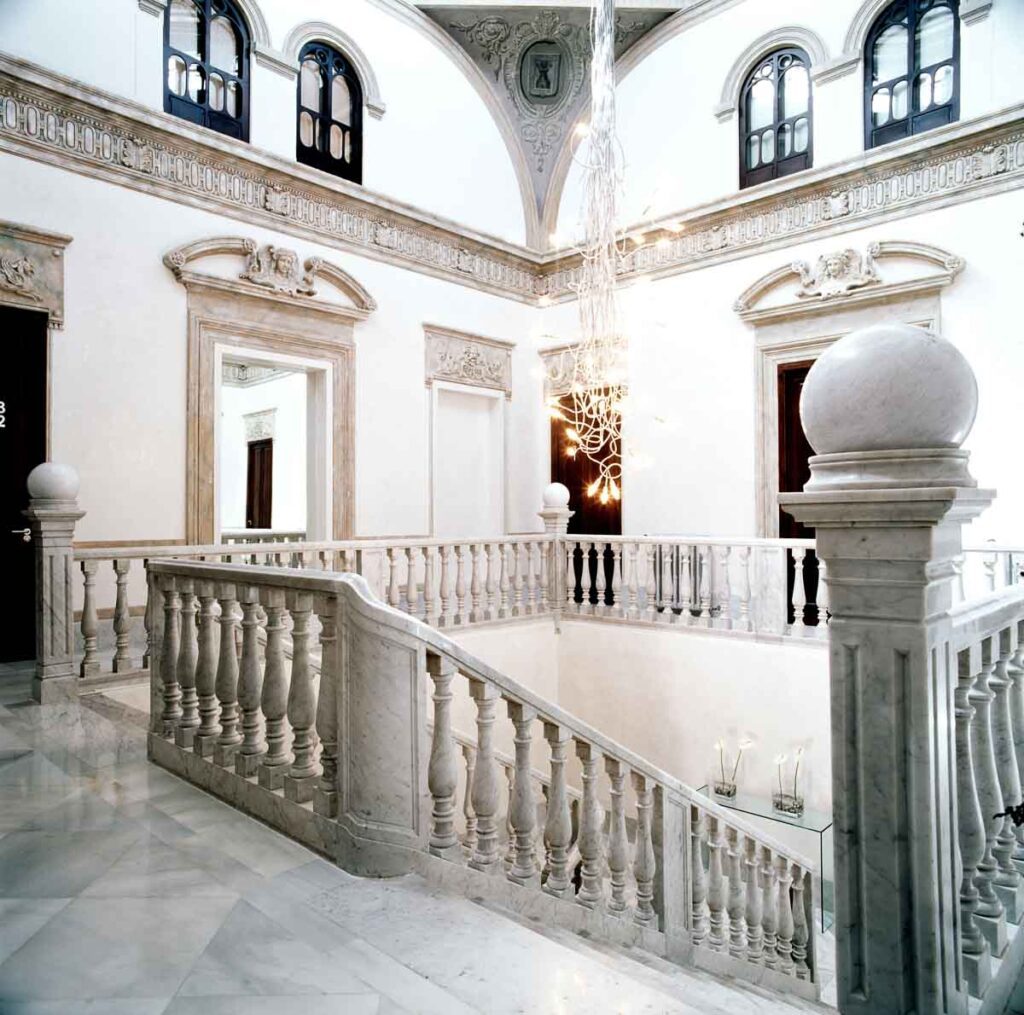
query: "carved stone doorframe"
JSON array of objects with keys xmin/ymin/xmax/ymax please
[
  {"xmin": 736, "ymin": 240, "xmax": 964, "ymax": 536},
  {"xmin": 165, "ymin": 236, "xmax": 375, "ymax": 543},
  {"xmin": 0, "ymin": 220, "xmax": 72, "ymax": 456}
]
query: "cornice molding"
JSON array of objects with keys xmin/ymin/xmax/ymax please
[
  {"xmin": 1, "ymin": 55, "xmax": 1022, "ymax": 305},
  {"xmin": 961, "ymin": 0, "xmax": 995, "ymax": 25},
  {"xmin": 137, "ymin": 0, "xmax": 167, "ymax": 16},
  {"xmin": 280, "ymin": 22, "xmax": 387, "ymax": 119}
]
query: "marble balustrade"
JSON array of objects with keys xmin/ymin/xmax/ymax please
[
  {"xmin": 144, "ymin": 555, "xmax": 820, "ymax": 1000},
  {"xmin": 563, "ymin": 536, "xmax": 826, "ymax": 639},
  {"xmin": 950, "ymin": 587, "xmax": 1024, "ymax": 996},
  {"xmin": 959, "ymin": 545, "xmax": 1024, "ymax": 605}
]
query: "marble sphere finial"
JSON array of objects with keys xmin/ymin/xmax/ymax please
[
  {"xmin": 542, "ymin": 482, "xmax": 571, "ymax": 509},
  {"xmin": 27, "ymin": 462, "xmax": 80, "ymax": 502},
  {"xmin": 800, "ymin": 323, "xmax": 978, "ymax": 455}
]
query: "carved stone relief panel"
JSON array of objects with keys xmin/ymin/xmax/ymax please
[
  {"xmin": 539, "ymin": 343, "xmax": 576, "ymax": 398},
  {"xmin": 0, "ymin": 221, "xmax": 72, "ymax": 326},
  {"xmin": 243, "ymin": 408, "xmax": 276, "ymax": 442},
  {"xmin": 421, "ymin": 7, "xmax": 669, "ymax": 214},
  {"xmin": 424, "ymin": 325, "xmax": 514, "ymax": 398}
]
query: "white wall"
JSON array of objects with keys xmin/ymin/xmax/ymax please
[
  {"xmin": 0, "ymin": 0, "xmax": 528, "ymax": 244},
  {"xmin": 219, "ymin": 370, "xmax": 307, "ymax": 532},
  {"xmin": 557, "ymin": 0, "xmax": 1022, "ymax": 236},
  {"xmin": 433, "ymin": 387, "xmax": 504, "ymax": 537},
  {"xmin": 0, "ymin": 153, "xmax": 542, "ymax": 543}
]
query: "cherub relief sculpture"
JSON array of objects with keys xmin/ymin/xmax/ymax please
[
  {"xmin": 793, "ymin": 244, "xmax": 881, "ymax": 300},
  {"xmin": 239, "ymin": 242, "xmax": 317, "ymax": 297}
]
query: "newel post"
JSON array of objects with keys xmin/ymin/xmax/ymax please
[
  {"xmin": 538, "ymin": 482, "xmax": 573, "ymax": 630},
  {"xmin": 780, "ymin": 324, "xmax": 990, "ymax": 1015},
  {"xmin": 23, "ymin": 463, "xmax": 84, "ymax": 704}
]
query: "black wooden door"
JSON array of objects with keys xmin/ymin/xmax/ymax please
[
  {"xmin": 0, "ymin": 307, "xmax": 47, "ymax": 662},
  {"xmin": 245, "ymin": 439, "xmax": 273, "ymax": 529},
  {"xmin": 777, "ymin": 361, "xmax": 819, "ymax": 623}
]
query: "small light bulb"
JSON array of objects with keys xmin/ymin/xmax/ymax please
[
  {"xmin": 565, "ymin": 447, "xmax": 577, "ymax": 458},
  {"xmin": 587, "ymin": 480, "xmax": 600, "ymax": 498},
  {"xmin": 599, "ymin": 488, "xmax": 610, "ymax": 505}
]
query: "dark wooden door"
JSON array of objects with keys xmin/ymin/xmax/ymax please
[
  {"xmin": 550, "ymin": 395, "xmax": 620, "ymax": 605},
  {"xmin": 1, "ymin": 307, "xmax": 47, "ymax": 662},
  {"xmin": 245, "ymin": 439, "xmax": 273, "ymax": 529},
  {"xmin": 777, "ymin": 361, "xmax": 819, "ymax": 624}
]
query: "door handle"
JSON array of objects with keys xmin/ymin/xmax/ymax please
[{"xmin": 11, "ymin": 528, "xmax": 31, "ymax": 543}]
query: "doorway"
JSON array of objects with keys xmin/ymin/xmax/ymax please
[
  {"xmin": 1, "ymin": 307, "xmax": 47, "ymax": 662},
  {"xmin": 245, "ymin": 438, "xmax": 273, "ymax": 529},
  {"xmin": 777, "ymin": 361, "xmax": 819, "ymax": 624}
]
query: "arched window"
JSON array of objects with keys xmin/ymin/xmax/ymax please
[
  {"xmin": 296, "ymin": 41, "xmax": 363, "ymax": 185},
  {"xmin": 164, "ymin": 0, "xmax": 249, "ymax": 141},
  {"xmin": 865, "ymin": 0, "xmax": 959, "ymax": 149},
  {"xmin": 739, "ymin": 48, "xmax": 812, "ymax": 190}
]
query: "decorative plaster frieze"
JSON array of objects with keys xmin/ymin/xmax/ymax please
[
  {"xmin": 424, "ymin": 324, "xmax": 514, "ymax": 397},
  {"xmin": 0, "ymin": 220, "xmax": 71, "ymax": 327},
  {"xmin": 223, "ymin": 362, "xmax": 290, "ymax": 388},
  {"xmin": 0, "ymin": 56, "xmax": 540, "ymax": 303},
  {"xmin": 0, "ymin": 56, "xmax": 1022, "ymax": 304},
  {"xmin": 243, "ymin": 408, "xmax": 276, "ymax": 441}
]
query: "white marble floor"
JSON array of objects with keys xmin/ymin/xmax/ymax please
[{"xmin": 0, "ymin": 665, "xmax": 835, "ymax": 1014}]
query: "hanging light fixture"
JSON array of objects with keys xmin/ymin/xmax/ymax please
[{"xmin": 548, "ymin": 0, "xmax": 625, "ymax": 506}]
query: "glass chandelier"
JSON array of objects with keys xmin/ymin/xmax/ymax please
[{"xmin": 548, "ymin": 0, "xmax": 626, "ymax": 505}]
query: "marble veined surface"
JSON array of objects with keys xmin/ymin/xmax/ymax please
[{"xmin": 0, "ymin": 663, "xmax": 836, "ymax": 1014}]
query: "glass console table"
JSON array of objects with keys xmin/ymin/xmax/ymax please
[{"xmin": 697, "ymin": 785, "xmax": 834, "ymax": 932}]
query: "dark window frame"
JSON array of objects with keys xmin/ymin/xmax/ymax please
[
  {"xmin": 296, "ymin": 40, "xmax": 364, "ymax": 185},
  {"xmin": 864, "ymin": 0, "xmax": 960, "ymax": 150},
  {"xmin": 738, "ymin": 46, "xmax": 813, "ymax": 191},
  {"xmin": 163, "ymin": 0, "xmax": 250, "ymax": 142}
]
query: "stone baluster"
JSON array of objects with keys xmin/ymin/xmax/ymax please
[
  {"xmin": 284, "ymin": 591, "xmax": 317, "ymax": 802},
  {"xmin": 678, "ymin": 545, "xmax": 692, "ymax": 619},
  {"xmin": 706, "ymin": 814, "xmax": 727, "ymax": 951},
  {"xmin": 594, "ymin": 542, "xmax": 607, "ymax": 615},
  {"xmin": 791, "ymin": 863, "xmax": 810, "ymax": 980},
  {"xmin": 525, "ymin": 544, "xmax": 538, "ymax": 614},
  {"xmin": 738, "ymin": 546, "xmax": 752, "ymax": 630},
  {"xmin": 816, "ymin": 557, "xmax": 829, "ymax": 623},
  {"xmin": 143, "ymin": 563, "xmax": 154, "ymax": 670},
  {"xmin": 717, "ymin": 546, "xmax": 732, "ymax": 626},
  {"xmin": 643, "ymin": 544, "xmax": 657, "ymax": 621},
  {"xmin": 761, "ymin": 847, "xmax": 778, "ymax": 970},
  {"xmin": 159, "ymin": 574, "xmax": 182, "ymax": 735},
  {"xmin": 992, "ymin": 629, "xmax": 1024, "ymax": 922},
  {"xmin": 610, "ymin": 544, "xmax": 623, "ymax": 616},
  {"xmin": 501, "ymin": 542, "xmax": 513, "ymax": 618},
  {"xmin": 423, "ymin": 547, "xmax": 437, "ymax": 626},
  {"xmin": 576, "ymin": 741, "xmax": 604, "ymax": 907},
  {"xmin": 192, "ymin": 580, "xmax": 219, "ymax": 757},
  {"xmin": 79, "ymin": 560, "xmax": 100, "ymax": 677},
  {"xmin": 471, "ymin": 544, "xmax": 484, "ymax": 622},
  {"xmin": 543, "ymin": 723, "xmax": 573, "ymax": 898},
  {"xmin": 486, "ymin": 543, "xmax": 499, "ymax": 619},
  {"xmin": 564, "ymin": 540, "xmax": 576, "ymax": 612},
  {"xmin": 455, "ymin": 545, "xmax": 467, "ymax": 623},
  {"xmin": 632, "ymin": 772, "xmax": 656, "ymax": 926},
  {"xmin": 956, "ymin": 647, "xmax": 993, "ymax": 992},
  {"xmin": 605, "ymin": 757, "xmax": 629, "ymax": 914},
  {"xmin": 112, "ymin": 559, "xmax": 133, "ymax": 671},
  {"xmin": 698, "ymin": 545, "xmax": 712, "ymax": 619},
  {"xmin": 984, "ymin": 553, "xmax": 997, "ymax": 592},
  {"xmin": 212, "ymin": 584, "xmax": 241, "ymax": 767},
  {"xmin": 439, "ymin": 545, "xmax": 451, "ymax": 626},
  {"xmin": 256, "ymin": 589, "xmax": 290, "ymax": 788},
  {"xmin": 1009, "ymin": 624, "xmax": 1024, "ymax": 867},
  {"xmin": 790, "ymin": 548, "xmax": 807, "ymax": 630},
  {"xmin": 387, "ymin": 548, "xmax": 401, "ymax": 611},
  {"xmin": 507, "ymin": 702, "xmax": 540, "ymax": 886},
  {"xmin": 625, "ymin": 542, "xmax": 639, "ymax": 618},
  {"xmin": 538, "ymin": 540, "xmax": 549, "ymax": 612},
  {"xmin": 744, "ymin": 836, "xmax": 763, "ymax": 964},
  {"xmin": 503, "ymin": 763, "xmax": 516, "ymax": 870},
  {"xmin": 468, "ymin": 680, "xmax": 500, "ymax": 873},
  {"xmin": 174, "ymin": 579, "xmax": 199, "ymax": 748},
  {"xmin": 726, "ymin": 825, "xmax": 746, "ymax": 957},
  {"xmin": 406, "ymin": 547, "xmax": 422, "ymax": 620},
  {"xmin": 971, "ymin": 638, "xmax": 1008, "ymax": 952},
  {"xmin": 234, "ymin": 587, "xmax": 265, "ymax": 777},
  {"xmin": 313, "ymin": 593, "xmax": 339, "ymax": 818},
  {"xmin": 427, "ymin": 653, "xmax": 460, "ymax": 857},
  {"xmin": 775, "ymin": 857, "xmax": 795, "ymax": 976},
  {"xmin": 690, "ymin": 807, "xmax": 708, "ymax": 945},
  {"xmin": 513, "ymin": 543, "xmax": 525, "ymax": 616},
  {"xmin": 461, "ymin": 742, "xmax": 478, "ymax": 856}
]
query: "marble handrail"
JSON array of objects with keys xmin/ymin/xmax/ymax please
[{"xmin": 145, "ymin": 556, "xmax": 820, "ymax": 996}]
